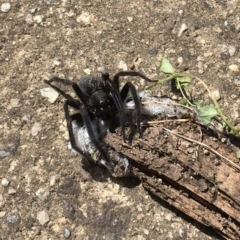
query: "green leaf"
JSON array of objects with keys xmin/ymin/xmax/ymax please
[
  {"xmin": 179, "ymin": 98, "xmax": 189, "ymax": 106},
  {"xmin": 160, "ymin": 57, "xmax": 175, "ymax": 74},
  {"xmin": 176, "ymin": 76, "xmax": 191, "ymax": 89},
  {"xmin": 177, "ymin": 76, "xmax": 191, "ymax": 85},
  {"xmin": 197, "ymin": 105, "xmax": 219, "ymax": 124},
  {"xmin": 237, "ymin": 150, "xmax": 240, "ymax": 159}
]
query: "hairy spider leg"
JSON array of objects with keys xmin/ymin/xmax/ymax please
[
  {"xmin": 120, "ymin": 82, "xmax": 142, "ymax": 137},
  {"xmin": 112, "ymin": 71, "xmax": 157, "ymax": 90},
  {"xmin": 112, "ymin": 71, "xmax": 157, "ymax": 137},
  {"xmin": 101, "ymin": 72, "xmax": 127, "ymax": 142},
  {"xmin": 63, "ymin": 100, "xmax": 96, "ymax": 163},
  {"xmin": 64, "ymin": 100, "xmax": 113, "ymax": 167},
  {"xmin": 45, "ymin": 77, "xmax": 89, "ymax": 105}
]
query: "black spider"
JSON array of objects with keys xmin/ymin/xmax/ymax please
[{"xmin": 44, "ymin": 71, "xmax": 157, "ymax": 166}]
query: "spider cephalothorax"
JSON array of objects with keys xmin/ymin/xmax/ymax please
[{"xmin": 44, "ymin": 70, "xmax": 157, "ymax": 170}]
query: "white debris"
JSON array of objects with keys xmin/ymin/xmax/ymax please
[
  {"xmin": 64, "ymin": 228, "xmax": 71, "ymax": 238},
  {"xmin": 53, "ymin": 60, "xmax": 61, "ymax": 66},
  {"xmin": 0, "ymin": 151, "xmax": 10, "ymax": 158},
  {"xmin": 210, "ymin": 89, "xmax": 221, "ymax": 101},
  {"xmin": 33, "ymin": 15, "xmax": 42, "ymax": 23},
  {"xmin": 83, "ymin": 68, "xmax": 91, "ymax": 75},
  {"xmin": 229, "ymin": 64, "xmax": 239, "ymax": 72},
  {"xmin": 40, "ymin": 87, "xmax": 59, "ymax": 103},
  {"xmin": 228, "ymin": 45, "xmax": 236, "ymax": 56},
  {"xmin": 36, "ymin": 187, "xmax": 50, "ymax": 201},
  {"xmin": 219, "ymin": 44, "xmax": 236, "ymax": 57},
  {"xmin": 8, "ymin": 188, "xmax": 16, "ymax": 194},
  {"xmin": 31, "ymin": 122, "xmax": 42, "ymax": 136},
  {"xmin": 143, "ymin": 229, "xmax": 149, "ymax": 235},
  {"xmin": 10, "ymin": 98, "xmax": 20, "ymax": 107},
  {"xmin": 1, "ymin": 3, "xmax": 11, "ymax": 13},
  {"xmin": 179, "ymin": 229, "xmax": 185, "ymax": 237},
  {"xmin": 177, "ymin": 57, "xmax": 183, "ymax": 65},
  {"xmin": 50, "ymin": 176, "xmax": 57, "ymax": 186},
  {"xmin": 22, "ymin": 114, "xmax": 31, "ymax": 122},
  {"xmin": 76, "ymin": 12, "xmax": 93, "ymax": 24},
  {"xmin": 178, "ymin": 9, "xmax": 183, "ymax": 15},
  {"xmin": 1, "ymin": 178, "xmax": 10, "ymax": 187},
  {"xmin": 178, "ymin": 23, "xmax": 188, "ymax": 37},
  {"xmin": 127, "ymin": 16, "xmax": 133, "ymax": 22},
  {"xmin": 118, "ymin": 60, "xmax": 128, "ymax": 71},
  {"xmin": 127, "ymin": 91, "xmax": 194, "ymax": 119},
  {"xmin": 25, "ymin": 14, "xmax": 33, "ymax": 24},
  {"xmin": 29, "ymin": 8, "xmax": 37, "ymax": 14},
  {"xmin": 37, "ymin": 210, "xmax": 50, "ymax": 226}
]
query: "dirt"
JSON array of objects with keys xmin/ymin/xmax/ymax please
[{"xmin": 1, "ymin": 0, "xmax": 240, "ymax": 239}]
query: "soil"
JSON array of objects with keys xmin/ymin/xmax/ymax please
[{"xmin": 1, "ymin": 0, "xmax": 240, "ymax": 239}]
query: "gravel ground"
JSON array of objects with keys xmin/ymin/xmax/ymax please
[{"xmin": 1, "ymin": 0, "xmax": 240, "ymax": 239}]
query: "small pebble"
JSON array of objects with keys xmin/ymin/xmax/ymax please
[
  {"xmin": 25, "ymin": 14, "xmax": 33, "ymax": 24},
  {"xmin": 178, "ymin": 9, "xmax": 183, "ymax": 15},
  {"xmin": 118, "ymin": 60, "xmax": 128, "ymax": 71},
  {"xmin": 203, "ymin": 149, "xmax": 209, "ymax": 155},
  {"xmin": 165, "ymin": 213, "xmax": 172, "ymax": 221},
  {"xmin": 0, "ymin": 210, "xmax": 5, "ymax": 217},
  {"xmin": 229, "ymin": 64, "xmax": 239, "ymax": 72},
  {"xmin": 221, "ymin": 138, "xmax": 227, "ymax": 143},
  {"xmin": 64, "ymin": 228, "xmax": 71, "ymax": 238},
  {"xmin": 179, "ymin": 229, "xmax": 185, "ymax": 237},
  {"xmin": 127, "ymin": 16, "xmax": 133, "ymax": 22},
  {"xmin": 76, "ymin": 12, "xmax": 92, "ymax": 24},
  {"xmin": 1, "ymin": 178, "xmax": 10, "ymax": 187},
  {"xmin": 33, "ymin": 15, "xmax": 42, "ymax": 23},
  {"xmin": 143, "ymin": 229, "xmax": 149, "ymax": 235},
  {"xmin": 31, "ymin": 122, "xmax": 42, "ymax": 136},
  {"xmin": 219, "ymin": 44, "xmax": 236, "ymax": 58},
  {"xmin": 50, "ymin": 175, "xmax": 57, "ymax": 186},
  {"xmin": 10, "ymin": 99, "xmax": 20, "ymax": 107},
  {"xmin": 177, "ymin": 57, "xmax": 183, "ymax": 65},
  {"xmin": 137, "ymin": 235, "xmax": 146, "ymax": 240},
  {"xmin": 36, "ymin": 187, "xmax": 50, "ymax": 201},
  {"xmin": 6, "ymin": 213, "xmax": 21, "ymax": 226},
  {"xmin": 8, "ymin": 188, "xmax": 16, "ymax": 194},
  {"xmin": 1, "ymin": 3, "xmax": 11, "ymax": 13},
  {"xmin": 178, "ymin": 23, "xmax": 188, "ymax": 37},
  {"xmin": 83, "ymin": 68, "xmax": 91, "ymax": 75},
  {"xmin": 228, "ymin": 45, "xmax": 236, "ymax": 56},
  {"xmin": 29, "ymin": 8, "xmax": 37, "ymax": 14},
  {"xmin": 53, "ymin": 60, "xmax": 61, "ymax": 66},
  {"xmin": 0, "ymin": 150, "xmax": 10, "ymax": 159},
  {"xmin": 210, "ymin": 90, "xmax": 221, "ymax": 101},
  {"xmin": 40, "ymin": 87, "xmax": 59, "ymax": 103},
  {"xmin": 148, "ymin": 48, "xmax": 158, "ymax": 55},
  {"xmin": 37, "ymin": 210, "xmax": 50, "ymax": 225},
  {"xmin": 22, "ymin": 114, "xmax": 31, "ymax": 122}
]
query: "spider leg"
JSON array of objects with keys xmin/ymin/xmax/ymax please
[
  {"xmin": 64, "ymin": 100, "xmax": 113, "ymax": 170},
  {"xmin": 120, "ymin": 82, "xmax": 142, "ymax": 137},
  {"xmin": 112, "ymin": 71, "xmax": 157, "ymax": 90},
  {"xmin": 101, "ymin": 71, "xmax": 127, "ymax": 142},
  {"xmin": 80, "ymin": 104, "xmax": 113, "ymax": 165},
  {"xmin": 45, "ymin": 79, "xmax": 81, "ymax": 109},
  {"xmin": 45, "ymin": 77, "xmax": 88, "ymax": 105},
  {"xmin": 63, "ymin": 100, "xmax": 97, "ymax": 163}
]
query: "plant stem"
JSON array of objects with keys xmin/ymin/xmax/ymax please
[{"xmin": 145, "ymin": 72, "xmax": 239, "ymax": 135}]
